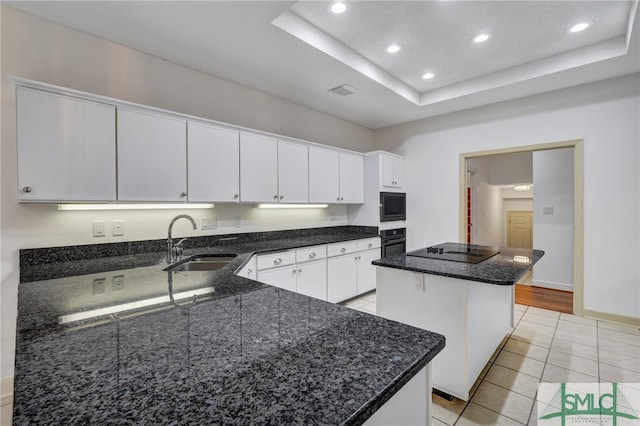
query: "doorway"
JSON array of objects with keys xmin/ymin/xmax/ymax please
[{"xmin": 459, "ymin": 139, "xmax": 584, "ymax": 316}]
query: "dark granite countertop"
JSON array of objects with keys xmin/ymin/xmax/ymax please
[
  {"xmin": 14, "ymin": 226, "xmax": 446, "ymax": 425},
  {"xmin": 373, "ymin": 242, "xmax": 545, "ymax": 285}
]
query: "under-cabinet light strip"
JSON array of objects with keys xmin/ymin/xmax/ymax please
[
  {"xmin": 257, "ymin": 204, "xmax": 328, "ymax": 209},
  {"xmin": 58, "ymin": 287, "xmax": 215, "ymax": 324},
  {"xmin": 57, "ymin": 203, "xmax": 215, "ymax": 211}
]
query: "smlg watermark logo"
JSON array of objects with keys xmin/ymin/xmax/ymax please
[{"xmin": 538, "ymin": 383, "xmax": 640, "ymax": 425}]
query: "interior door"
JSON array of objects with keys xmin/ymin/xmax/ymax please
[{"xmin": 507, "ymin": 210, "xmax": 533, "ymax": 249}]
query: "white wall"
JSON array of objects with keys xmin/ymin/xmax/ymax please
[
  {"xmin": 0, "ymin": 7, "xmax": 374, "ymax": 381},
  {"xmin": 533, "ymin": 148, "xmax": 574, "ymax": 291},
  {"xmin": 467, "ymin": 157, "xmax": 503, "ymax": 246},
  {"xmin": 374, "ymin": 73, "xmax": 640, "ymax": 322},
  {"xmin": 487, "ymin": 152, "xmax": 533, "ymax": 186}
]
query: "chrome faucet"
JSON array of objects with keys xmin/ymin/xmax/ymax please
[{"xmin": 167, "ymin": 214, "xmax": 197, "ymax": 263}]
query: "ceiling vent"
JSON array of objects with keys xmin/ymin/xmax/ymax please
[{"xmin": 328, "ymin": 84, "xmax": 358, "ymax": 96}]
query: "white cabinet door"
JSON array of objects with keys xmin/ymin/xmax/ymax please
[
  {"xmin": 187, "ymin": 122, "xmax": 240, "ymax": 202},
  {"xmin": 296, "ymin": 259, "xmax": 327, "ymax": 300},
  {"xmin": 357, "ymin": 248, "xmax": 381, "ymax": 294},
  {"xmin": 339, "ymin": 152, "xmax": 364, "ymax": 203},
  {"xmin": 309, "ymin": 146, "xmax": 340, "ymax": 203},
  {"xmin": 381, "ymin": 155, "xmax": 404, "ymax": 189},
  {"xmin": 327, "ymin": 255, "xmax": 358, "ymax": 303},
  {"xmin": 237, "ymin": 255, "xmax": 257, "ymax": 281},
  {"xmin": 117, "ymin": 109, "xmax": 187, "ymax": 201},
  {"xmin": 240, "ymin": 133, "xmax": 278, "ymax": 203},
  {"xmin": 278, "ymin": 140, "xmax": 308, "ymax": 203},
  {"xmin": 258, "ymin": 265, "xmax": 297, "ymax": 292},
  {"xmin": 17, "ymin": 87, "xmax": 116, "ymax": 201}
]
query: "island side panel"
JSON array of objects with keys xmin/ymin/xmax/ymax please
[
  {"xmin": 362, "ymin": 364, "xmax": 431, "ymax": 426},
  {"xmin": 376, "ymin": 267, "xmax": 467, "ymax": 399},
  {"xmin": 376, "ymin": 267, "xmax": 513, "ymax": 401}
]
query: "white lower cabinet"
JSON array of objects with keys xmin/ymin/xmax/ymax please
[
  {"xmin": 258, "ymin": 265, "xmax": 297, "ymax": 292},
  {"xmin": 236, "ymin": 255, "xmax": 257, "ymax": 280},
  {"xmin": 295, "ymin": 260, "xmax": 327, "ymax": 300},
  {"xmin": 327, "ymin": 254, "xmax": 358, "ymax": 303},
  {"xmin": 357, "ymin": 248, "xmax": 380, "ymax": 294},
  {"xmin": 295, "ymin": 246, "xmax": 327, "ymax": 300},
  {"xmin": 246, "ymin": 237, "xmax": 380, "ymax": 303}
]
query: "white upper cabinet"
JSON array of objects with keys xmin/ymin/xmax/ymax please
[
  {"xmin": 187, "ymin": 122, "xmax": 240, "ymax": 202},
  {"xmin": 17, "ymin": 87, "xmax": 116, "ymax": 201},
  {"xmin": 381, "ymin": 154, "xmax": 404, "ymax": 189},
  {"xmin": 240, "ymin": 132, "xmax": 278, "ymax": 203},
  {"xmin": 339, "ymin": 152, "xmax": 365, "ymax": 203},
  {"xmin": 309, "ymin": 147, "xmax": 364, "ymax": 204},
  {"xmin": 309, "ymin": 146, "xmax": 340, "ymax": 203},
  {"xmin": 277, "ymin": 140, "xmax": 308, "ymax": 203},
  {"xmin": 117, "ymin": 109, "xmax": 187, "ymax": 202}
]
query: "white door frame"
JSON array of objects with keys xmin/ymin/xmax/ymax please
[{"xmin": 459, "ymin": 139, "xmax": 584, "ymax": 316}]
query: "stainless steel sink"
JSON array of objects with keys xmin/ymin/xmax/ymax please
[{"xmin": 164, "ymin": 255, "xmax": 236, "ymax": 272}]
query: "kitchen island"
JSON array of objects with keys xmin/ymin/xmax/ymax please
[
  {"xmin": 14, "ymin": 227, "xmax": 445, "ymax": 425},
  {"xmin": 373, "ymin": 242, "xmax": 544, "ymax": 401}
]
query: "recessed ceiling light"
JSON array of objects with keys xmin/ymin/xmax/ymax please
[
  {"xmin": 328, "ymin": 1, "xmax": 348, "ymax": 14},
  {"xmin": 422, "ymin": 72, "xmax": 435, "ymax": 80},
  {"xmin": 386, "ymin": 44, "xmax": 401, "ymax": 53},
  {"xmin": 472, "ymin": 33, "xmax": 491, "ymax": 43},
  {"xmin": 568, "ymin": 21, "xmax": 592, "ymax": 33}
]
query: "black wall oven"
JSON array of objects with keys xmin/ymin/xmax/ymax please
[
  {"xmin": 380, "ymin": 192, "xmax": 406, "ymax": 222},
  {"xmin": 380, "ymin": 228, "xmax": 406, "ymax": 258}
]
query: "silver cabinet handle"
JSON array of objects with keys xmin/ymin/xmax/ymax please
[
  {"xmin": 367, "ymin": 243, "xmax": 373, "ymax": 248},
  {"xmin": 298, "ymin": 269, "xmax": 302, "ymax": 273},
  {"xmin": 273, "ymin": 195, "xmax": 278, "ymax": 200},
  {"xmin": 340, "ymin": 197, "xmax": 344, "ymax": 201},
  {"xmin": 234, "ymin": 194, "xmax": 239, "ymax": 199},
  {"xmin": 247, "ymin": 268, "xmax": 253, "ymax": 274},
  {"xmin": 308, "ymin": 252, "xmax": 316, "ymax": 259},
  {"xmin": 279, "ymin": 195, "xmax": 284, "ymax": 200},
  {"xmin": 273, "ymin": 258, "xmax": 282, "ymax": 265},
  {"xmin": 340, "ymin": 247, "xmax": 346, "ymax": 253},
  {"xmin": 292, "ymin": 269, "xmax": 297, "ymax": 275},
  {"xmin": 22, "ymin": 186, "xmax": 32, "ymax": 193},
  {"xmin": 336, "ymin": 197, "xmax": 340, "ymax": 201},
  {"xmin": 180, "ymin": 192, "xmax": 187, "ymax": 198}
]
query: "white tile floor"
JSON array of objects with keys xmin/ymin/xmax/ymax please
[{"xmin": 344, "ymin": 291, "xmax": 640, "ymax": 425}]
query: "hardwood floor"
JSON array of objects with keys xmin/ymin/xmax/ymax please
[{"xmin": 515, "ymin": 284, "xmax": 573, "ymax": 314}]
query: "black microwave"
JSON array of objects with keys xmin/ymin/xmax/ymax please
[{"xmin": 380, "ymin": 192, "xmax": 406, "ymax": 222}]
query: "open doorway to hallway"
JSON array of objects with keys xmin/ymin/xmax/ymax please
[{"xmin": 461, "ymin": 141, "xmax": 583, "ymax": 315}]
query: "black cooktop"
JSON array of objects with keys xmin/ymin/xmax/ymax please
[{"xmin": 407, "ymin": 243, "xmax": 500, "ymax": 264}]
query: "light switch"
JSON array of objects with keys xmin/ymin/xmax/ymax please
[
  {"xmin": 543, "ymin": 206, "xmax": 554, "ymax": 215},
  {"xmin": 93, "ymin": 220, "xmax": 105, "ymax": 237}
]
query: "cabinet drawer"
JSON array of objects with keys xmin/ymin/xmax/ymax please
[
  {"xmin": 257, "ymin": 251, "xmax": 295, "ymax": 270},
  {"xmin": 357, "ymin": 237, "xmax": 381, "ymax": 251},
  {"xmin": 296, "ymin": 245, "xmax": 327, "ymax": 263},
  {"xmin": 327, "ymin": 241, "xmax": 357, "ymax": 257}
]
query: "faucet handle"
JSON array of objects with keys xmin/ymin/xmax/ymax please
[{"xmin": 174, "ymin": 238, "xmax": 188, "ymax": 247}]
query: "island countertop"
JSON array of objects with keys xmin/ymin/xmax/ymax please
[
  {"xmin": 14, "ymin": 226, "xmax": 446, "ymax": 425},
  {"xmin": 373, "ymin": 242, "xmax": 544, "ymax": 285}
]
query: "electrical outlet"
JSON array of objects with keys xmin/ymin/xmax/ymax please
[
  {"xmin": 112, "ymin": 220, "xmax": 124, "ymax": 236},
  {"xmin": 201, "ymin": 217, "xmax": 217, "ymax": 230},
  {"xmin": 93, "ymin": 220, "xmax": 105, "ymax": 237},
  {"xmin": 413, "ymin": 273, "xmax": 424, "ymax": 292},
  {"xmin": 93, "ymin": 278, "xmax": 106, "ymax": 295},
  {"xmin": 543, "ymin": 206, "xmax": 554, "ymax": 215},
  {"xmin": 112, "ymin": 275, "xmax": 124, "ymax": 291}
]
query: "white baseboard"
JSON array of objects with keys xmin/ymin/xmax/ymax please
[
  {"xmin": 0, "ymin": 377, "xmax": 13, "ymax": 406},
  {"xmin": 531, "ymin": 279, "xmax": 573, "ymax": 292}
]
